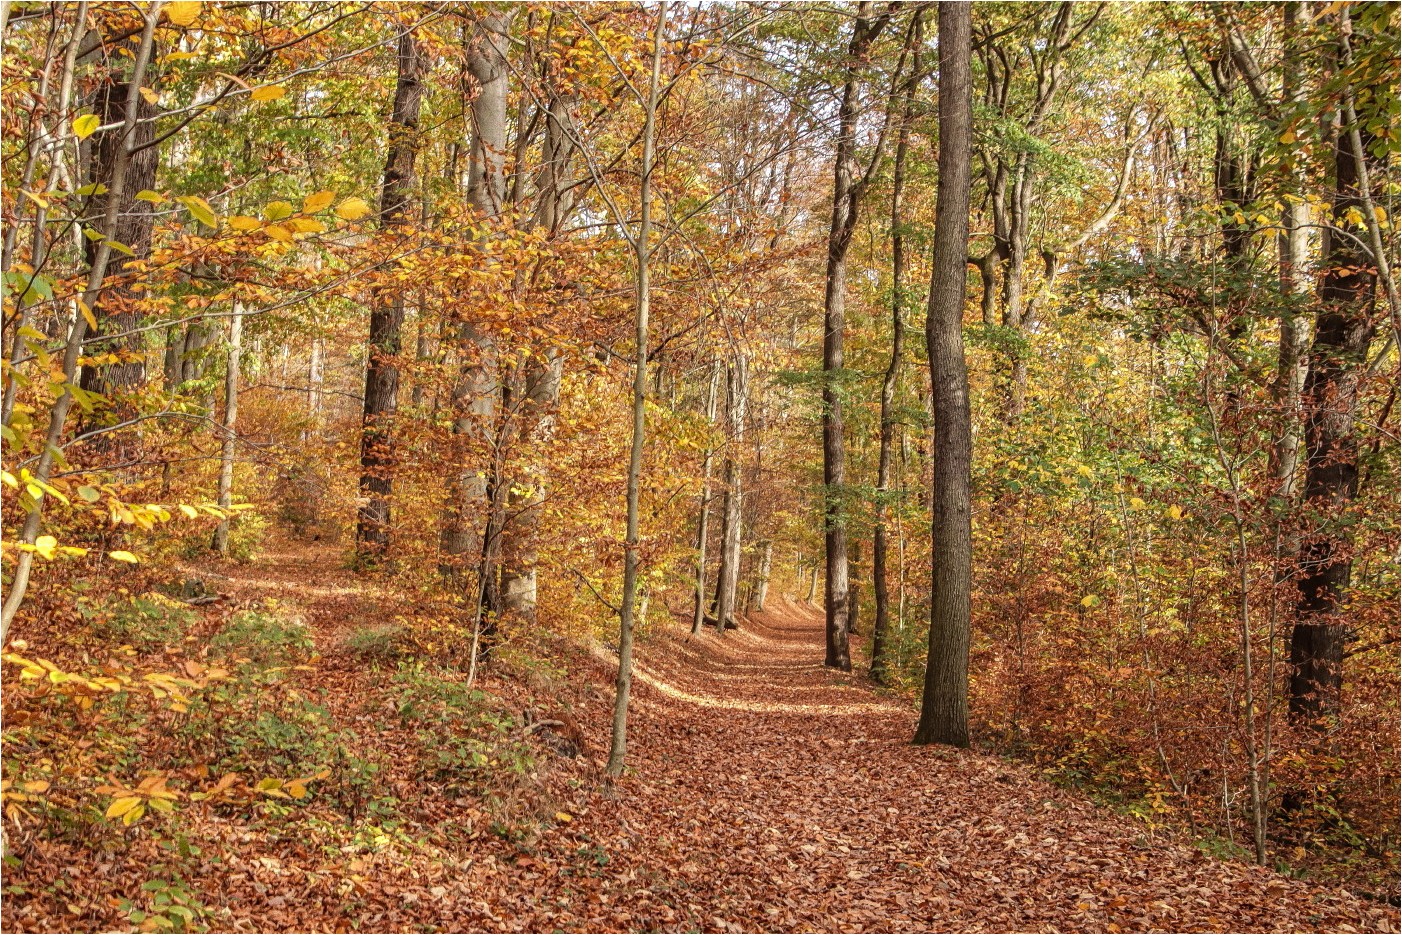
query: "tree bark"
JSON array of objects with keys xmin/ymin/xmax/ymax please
[
  {"xmin": 1288, "ymin": 13, "xmax": 1378, "ymax": 726},
  {"xmin": 356, "ymin": 31, "xmax": 425, "ymax": 562},
  {"xmin": 712, "ymin": 355, "xmax": 748, "ymax": 634},
  {"xmin": 823, "ymin": 2, "xmax": 890, "ymax": 671},
  {"xmin": 607, "ymin": 0, "xmax": 668, "ymax": 780},
  {"xmin": 691, "ymin": 360, "xmax": 721, "ymax": 635},
  {"xmin": 441, "ymin": 10, "xmax": 515, "ymax": 584},
  {"xmin": 872, "ymin": 10, "xmax": 923, "ymax": 684},
  {"xmin": 914, "ymin": 0, "xmax": 974, "ymax": 748},
  {"xmin": 77, "ymin": 22, "xmax": 161, "ymax": 416},
  {"xmin": 1, "ymin": 3, "xmax": 159, "ymax": 639},
  {"xmin": 211, "ymin": 302, "xmax": 244, "ymax": 554}
]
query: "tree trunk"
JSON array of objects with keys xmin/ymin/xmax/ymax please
[
  {"xmin": 1288, "ymin": 15, "xmax": 1378, "ymax": 726},
  {"xmin": 441, "ymin": 10, "xmax": 515, "ymax": 584},
  {"xmin": 1, "ymin": 5, "xmax": 159, "ymax": 639},
  {"xmin": 713, "ymin": 355, "xmax": 749, "ymax": 634},
  {"xmin": 823, "ymin": 2, "xmax": 889, "ymax": 671},
  {"xmin": 691, "ymin": 360, "xmax": 721, "ymax": 635},
  {"xmin": 914, "ymin": 1, "xmax": 974, "ymax": 748},
  {"xmin": 606, "ymin": 0, "xmax": 667, "ymax": 780},
  {"xmin": 873, "ymin": 10, "xmax": 923, "ymax": 684},
  {"xmin": 77, "ymin": 24, "xmax": 161, "ymax": 417},
  {"xmin": 212, "ymin": 302, "xmax": 244, "ymax": 554},
  {"xmin": 356, "ymin": 32, "xmax": 425, "ymax": 562},
  {"xmin": 500, "ymin": 353, "xmax": 562, "ymax": 619},
  {"xmin": 752, "ymin": 540, "xmax": 773, "ymax": 612}
]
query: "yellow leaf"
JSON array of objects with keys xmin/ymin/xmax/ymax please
[
  {"xmin": 264, "ymin": 224, "xmax": 293, "ymax": 243},
  {"xmin": 140, "ymin": 87, "xmax": 159, "ymax": 105},
  {"xmin": 263, "ymin": 201, "xmax": 294, "ymax": 221},
  {"xmin": 289, "ymin": 218, "xmax": 326, "ymax": 234},
  {"xmin": 554, "ymin": 811, "xmax": 573, "ymax": 823},
  {"xmin": 105, "ymin": 796, "xmax": 142, "ymax": 820},
  {"xmin": 1128, "ymin": 497, "xmax": 1146, "ymax": 511},
  {"xmin": 179, "ymin": 504, "xmax": 199, "ymax": 518},
  {"xmin": 334, "ymin": 197, "xmax": 372, "ymax": 221},
  {"xmin": 34, "ymin": 535, "xmax": 58, "ymax": 560},
  {"xmin": 78, "ymin": 299, "xmax": 97, "ymax": 331},
  {"xmin": 286, "ymin": 781, "xmax": 308, "ymax": 800},
  {"xmin": 1080, "ymin": 595, "xmax": 1098, "ymax": 608},
  {"xmin": 123, "ymin": 802, "xmax": 146, "ymax": 825},
  {"xmin": 165, "ymin": 1, "xmax": 201, "ymax": 26},
  {"xmin": 72, "ymin": 114, "xmax": 100, "ymax": 140},
  {"xmin": 1167, "ymin": 504, "xmax": 1184, "ymax": 521},
  {"xmin": 1279, "ymin": 130, "xmax": 1296, "ymax": 145},
  {"xmin": 227, "ymin": 215, "xmax": 262, "ymax": 232},
  {"xmin": 1076, "ymin": 464, "xmax": 1094, "ymax": 478},
  {"xmin": 108, "ymin": 550, "xmax": 140, "ymax": 564},
  {"xmin": 250, "ymin": 85, "xmax": 286, "ymax": 103},
  {"xmin": 302, "ymin": 190, "xmax": 335, "ymax": 214}
]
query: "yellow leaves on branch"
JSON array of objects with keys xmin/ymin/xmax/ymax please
[
  {"xmin": 164, "ymin": 1, "xmax": 202, "ymax": 27},
  {"xmin": 72, "ymin": 114, "xmax": 100, "ymax": 140},
  {"xmin": 250, "ymin": 84, "xmax": 287, "ymax": 102},
  {"xmin": 335, "ymin": 197, "xmax": 372, "ymax": 221},
  {"xmin": 302, "ymin": 190, "xmax": 335, "ymax": 214}
]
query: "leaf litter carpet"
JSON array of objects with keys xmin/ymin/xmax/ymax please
[{"xmin": 7, "ymin": 541, "xmax": 1395, "ymax": 933}]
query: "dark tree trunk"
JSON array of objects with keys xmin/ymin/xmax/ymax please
[
  {"xmin": 357, "ymin": 32, "xmax": 425, "ymax": 561},
  {"xmin": 1289, "ymin": 67, "xmax": 1377, "ymax": 725},
  {"xmin": 914, "ymin": 0, "xmax": 974, "ymax": 748},
  {"xmin": 78, "ymin": 37, "xmax": 159, "ymax": 413}
]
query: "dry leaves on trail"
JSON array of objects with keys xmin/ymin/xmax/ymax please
[{"xmin": 3, "ymin": 544, "xmax": 1396, "ymax": 934}]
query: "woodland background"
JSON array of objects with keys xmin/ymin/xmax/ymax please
[{"xmin": 0, "ymin": 1, "xmax": 1398, "ymax": 931}]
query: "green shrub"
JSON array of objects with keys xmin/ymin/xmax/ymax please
[
  {"xmin": 209, "ymin": 605, "xmax": 313, "ymax": 668},
  {"xmin": 391, "ymin": 663, "xmax": 532, "ymax": 791},
  {"xmin": 78, "ymin": 593, "xmax": 195, "ymax": 651}
]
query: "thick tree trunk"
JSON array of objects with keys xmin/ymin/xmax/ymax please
[
  {"xmin": 914, "ymin": 1, "xmax": 974, "ymax": 748},
  {"xmin": 212, "ymin": 303, "xmax": 244, "ymax": 554},
  {"xmin": 1289, "ymin": 42, "xmax": 1377, "ymax": 724},
  {"xmin": 500, "ymin": 354, "xmax": 562, "ymax": 619},
  {"xmin": 357, "ymin": 32, "xmax": 425, "ymax": 562},
  {"xmin": 691, "ymin": 360, "xmax": 721, "ymax": 635},
  {"xmin": 607, "ymin": 0, "xmax": 668, "ymax": 780},
  {"xmin": 713, "ymin": 356, "xmax": 749, "ymax": 634},
  {"xmin": 78, "ymin": 27, "xmax": 160, "ymax": 414},
  {"xmin": 441, "ymin": 10, "xmax": 515, "ymax": 584},
  {"xmin": 1, "ymin": 5, "xmax": 159, "ymax": 639},
  {"xmin": 823, "ymin": 2, "xmax": 889, "ymax": 671}
]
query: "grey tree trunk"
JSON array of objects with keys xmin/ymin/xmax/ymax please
[
  {"xmin": 606, "ymin": 1, "xmax": 667, "ymax": 779},
  {"xmin": 212, "ymin": 302, "xmax": 244, "ymax": 554},
  {"xmin": 752, "ymin": 540, "xmax": 773, "ymax": 612},
  {"xmin": 441, "ymin": 10, "xmax": 515, "ymax": 584},
  {"xmin": 712, "ymin": 355, "xmax": 749, "ymax": 633},
  {"xmin": 357, "ymin": 32, "xmax": 425, "ymax": 562},
  {"xmin": 691, "ymin": 360, "xmax": 722, "ymax": 635},
  {"xmin": 823, "ymin": 2, "xmax": 890, "ymax": 671},
  {"xmin": 914, "ymin": 0, "xmax": 974, "ymax": 748}
]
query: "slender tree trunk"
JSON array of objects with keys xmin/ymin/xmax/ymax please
[
  {"xmin": 357, "ymin": 32, "xmax": 425, "ymax": 562},
  {"xmin": 212, "ymin": 302, "xmax": 244, "ymax": 554},
  {"xmin": 606, "ymin": 0, "xmax": 667, "ymax": 780},
  {"xmin": 752, "ymin": 541, "xmax": 773, "ymax": 612},
  {"xmin": 872, "ymin": 11, "xmax": 923, "ymax": 684},
  {"xmin": 1, "ymin": 3, "xmax": 160, "ymax": 640},
  {"xmin": 691, "ymin": 360, "xmax": 721, "ymax": 635},
  {"xmin": 914, "ymin": 1, "xmax": 974, "ymax": 748},
  {"xmin": 712, "ymin": 355, "xmax": 748, "ymax": 634},
  {"xmin": 499, "ymin": 354, "xmax": 562, "ymax": 620}
]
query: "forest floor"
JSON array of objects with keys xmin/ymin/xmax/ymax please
[{"xmin": 4, "ymin": 533, "xmax": 1398, "ymax": 933}]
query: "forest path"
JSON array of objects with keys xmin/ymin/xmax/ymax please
[{"xmin": 199, "ymin": 541, "xmax": 1394, "ymax": 934}]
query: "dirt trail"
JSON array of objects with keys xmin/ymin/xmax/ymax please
[{"xmin": 207, "ymin": 543, "xmax": 1395, "ymax": 933}]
